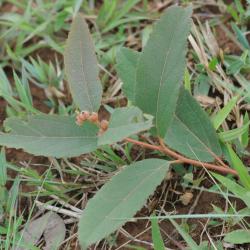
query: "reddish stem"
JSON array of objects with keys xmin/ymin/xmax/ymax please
[{"xmin": 125, "ymin": 137, "xmax": 238, "ymax": 176}]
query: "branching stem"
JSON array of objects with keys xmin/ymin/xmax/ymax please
[
  {"xmin": 125, "ymin": 137, "xmax": 238, "ymax": 176},
  {"xmin": 81, "ymin": 114, "xmax": 238, "ymax": 176}
]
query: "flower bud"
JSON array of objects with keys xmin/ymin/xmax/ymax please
[
  {"xmin": 80, "ymin": 111, "xmax": 90, "ymax": 120},
  {"xmin": 88, "ymin": 112, "xmax": 99, "ymax": 123},
  {"xmin": 76, "ymin": 111, "xmax": 90, "ymax": 125},
  {"xmin": 76, "ymin": 116, "xmax": 83, "ymax": 125},
  {"xmin": 100, "ymin": 120, "xmax": 109, "ymax": 131}
]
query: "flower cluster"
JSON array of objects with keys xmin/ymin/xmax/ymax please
[
  {"xmin": 76, "ymin": 111, "xmax": 98, "ymax": 125},
  {"xmin": 76, "ymin": 111, "xmax": 109, "ymax": 134}
]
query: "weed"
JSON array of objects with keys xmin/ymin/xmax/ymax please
[{"xmin": 1, "ymin": 1, "xmax": 250, "ymax": 249}]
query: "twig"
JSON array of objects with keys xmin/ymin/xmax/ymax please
[
  {"xmin": 102, "ymin": 95, "xmax": 125, "ymax": 104},
  {"xmin": 188, "ymin": 189, "xmax": 203, "ymax": 216},
  {"xmin": 35, "ymin": 200, "xmax": 81, "ymax": 218},
  {"xmin": 158, "ymin": 138, "xmax": 237, "ymax": 176},
  {"xmin": 163, "ymin": 231, "xmax": 186, "ymax": 250},
  {"xmin": 119, "ymin": 228, "xmax": 154, "ymax": 248},
  {"xmin": 124, "ymin": 138, "xmax": 238, "ymax": 176},
  {"xmin": 50, "ymin": 195, "xmax": 82, "ymax": 213}
]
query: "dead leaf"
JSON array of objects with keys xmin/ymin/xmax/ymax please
[
  {"xmin": 43, "ymin": 212, "xmax": 66, "ymax": 250},
  {"xmin": 15, "ymin": 212, "xmax": 65, "ymax": 250},
  {"xmin": 195, "ymin": 95, "xmax": 222, "ymax": 108},
  {"xmin": 180, "ymin": 192, "xmax": 193, "ymax": 206},
  {"xmin": 15, "ymin": 212, "xmax": 51, "ymax": 250}
]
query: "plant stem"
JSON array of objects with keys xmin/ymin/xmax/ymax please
[{"xmin": 125, "ymin": 138, "xmax": 238, "ymax": 176}]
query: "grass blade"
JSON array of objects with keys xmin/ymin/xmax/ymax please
[
  {"xmin": 227, "ymin": 144, "xmax": 250, "ymax": 190},
  {"xmin": 151, "ymin": 216, "xmax": 165, "ymax": 250},
  {"xmin": 212, "ymin": 96, "xmax": 238, "ymax": 130},
  {"xmin": 170, "ymin": 219, "xmax": 199, "ymax": 250}
]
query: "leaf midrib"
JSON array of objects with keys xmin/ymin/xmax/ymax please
[
  {"xmin": 0, "ymin": 133, "xmax": 96, "ymax": 139},
  {"xmin": 79, "ymin": 32, "xmax": 94, "ymax": 111},
  {"xmin": 155, "ymin": 19, "xmax": 176, "ymax": 131},
  {"xmin": 84, "ymin": 161, "xmax": 168, "ymax": 243},
  {"xmin": 167, "ymin": 127, "xmax": 211, "ymax": 152}
]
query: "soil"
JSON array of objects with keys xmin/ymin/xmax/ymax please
[
  {"xmin": 114, "ymin": 179, "xmax": 247, "ymax": 249},
  {"xmin": 0, "ymin": 99, "xmax": 6, "ymax": 126},
  {"xmin": 216, "ymin": 26, "xmax": 242, "ymax": 55}
]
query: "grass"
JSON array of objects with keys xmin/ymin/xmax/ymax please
[{"xmin": 0, "ymin": 0, "xmax": 250, "ymax": 249}]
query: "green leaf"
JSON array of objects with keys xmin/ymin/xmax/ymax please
[
  {"xmin": 0, "ymin": 149, "xmax": 7, "ymax": 186},
  {"xmin": 226, "ymin": 58, "xmax": 244, "ymax": 75},
  {"xmin": 135, "ymin": 6, "xmax": 192, "ymax": 137},
  {"xmin": 184, "ymin": 68, "xmax": 191, "ymax": 93},
  {"xmin": 224, "ymin": 229, "xmax": 250, "ymax": 244},
  {"xmin": 170, "ymin": 219, "xmax": 199, "ymax": 250},
  {"xmin": 97, "ymin": 0, "xmax": 117, "ymax": 29},
  {"xmin": 212, "ymin": 173, "xmax": 250, "ymax": 208},
  {"xmin": 165, "ymin": 88, "xmax": 222, "ymax": 162},
  {"xmin": 241, "ymin": 112, "xmax": 249, "ymax": 147},
  {"xmin": 98, "ymin": 107, "xmax": 152, "ymax": 145},
  {"xmin": 6, "ymin": 177, "xmax": 20, "ymax": 213},
  {"xmin": 227, "ymin": 144, "xmax": 250, "ymax": 190},
  {"xmin": 101, "ymin": 0, "xmax": 141, "ymax": 33},
  {"xmin": 219, "ymin": 121, "xmax": 250, "ymax": 142},
  {"xmin": 0, "ymin": 115, "xmax": 98, "ymax": 158},
  {"xmin": 232, "ymin": 23, "xmax": 250, "ymax": 50},
  {"xmin": 64, "ymin": 14, "xmax": 102, "ymax": 112},
  {"xmin": 151, "ymin": 216, "xmax": 165, "ymax": 250},
  {"xmin": 78, "ymin": 159, "xmax": 170, "ymax": 248},
  {"xmin": 211, "ymin": 96, "xmax": 238, "ymax": 130},
  {"xmin": 116, "ymin": 48, "xmax": 139, "ymax": 103}
]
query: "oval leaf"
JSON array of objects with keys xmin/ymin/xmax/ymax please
[
  {"xmin": 64, "ymin": 14, "xmax": 102, "ymax": 112},
  {"xmin": 98, "ymin": 107, "xmax": 152, "ymax": 145},
  {"xmin": 0, "ymin": 115, "xmax": 98, "ymax": 158},
  {"xmin": 224, "ymin": 229, "xmax": 250, "ymax": 244},
  {"xmin": 135, "ymin": 6, "xmax": 192, "ymax": 137},
  {"xmin": 165, "ymin": 88, "xmax": 222, "ymax": 162},
  {"xmin": 78, "ymin": 159, "xmax": 170, "ymax": 248},
  {"xmin": 16, "ymin": 213, "xmax": 50, "ymax": 250}
]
